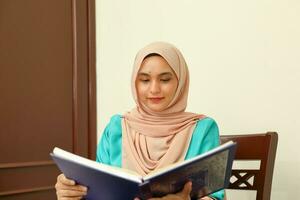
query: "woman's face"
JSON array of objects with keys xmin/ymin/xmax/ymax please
[{"xmin": 136, "ymin": 55, "xmax": 178, "ymax": 112}]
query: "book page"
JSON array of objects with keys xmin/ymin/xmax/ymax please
[
  {"xmin": 144, "ymin": 141, "xmax": 234, "ymax": 180},
  {"xmin": 53, "ymin": 147, "xmax": 142, "ymax": 183}
]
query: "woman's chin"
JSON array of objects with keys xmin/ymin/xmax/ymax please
[{"xmin": 146, "ymin": 104, "xmax": 166, "ymax": 112}]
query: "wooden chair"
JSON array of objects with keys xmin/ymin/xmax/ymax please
[{"xmin": 220, "ymin": 132, "xmax": 278, "ymax": 200}]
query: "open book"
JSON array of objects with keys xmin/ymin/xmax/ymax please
[{"xmin": 50, "ymin": 141, "xmax": 236, "ymax": 200}]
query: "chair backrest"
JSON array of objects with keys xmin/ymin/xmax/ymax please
[{"xmin": 220, "ymin": 132, "xmax": 278, "ymax": 200}]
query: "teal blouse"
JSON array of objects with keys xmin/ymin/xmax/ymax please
[{"xmin": 96, "ymin": 114, "xmax": 224, "ymax": 200}]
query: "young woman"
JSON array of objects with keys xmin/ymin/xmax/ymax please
[{"xmin": 55, "ymin": 42, "xmax": 224, "ymax": 200}]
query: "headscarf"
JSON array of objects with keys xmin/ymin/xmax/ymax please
[{"xmin": 122, "ymin": 42, "xmax": 206, "ymax": 175}]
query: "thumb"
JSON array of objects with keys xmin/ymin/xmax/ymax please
[{"xmin": 181, "ymin": 181, "xmax": 192, "ymax": 196}]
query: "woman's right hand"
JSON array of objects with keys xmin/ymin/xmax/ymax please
[{"xmin": 55, "ymin": 173, "xmax": 87, "ymax": 200}]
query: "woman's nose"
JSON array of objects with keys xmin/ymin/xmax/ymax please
[{"xmin": 150, "ymin": 81, "xmax": 160, "ymax": 94}]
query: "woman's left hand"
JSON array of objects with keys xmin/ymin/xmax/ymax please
[
  {"xmin": 134, "ymin": 181, "xmax": 192, "ymax": 200},
  {"xmin": 199, "ymin": 197, "xmax": 215, "ymax": 200},
  {"xmin": 134, "ymin": 181, "xmax": 215, "ymax": 200},
  {"xmin": 151, "ymin": 181, "xmax": 192, "ymax": 200}
]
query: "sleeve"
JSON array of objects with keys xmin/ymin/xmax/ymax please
[
  {"xmin": 200, "ymin": 118, "xmax": 220, "ymax": 153},
  {"xmin": 185, "ymin": 118, "xmax": 220, "ymax": 158},
  {"xmin": 95, "ymin": 114, "xmax": 122, "ymax": 167},
  {"xmin": 96, "ymin": 123, "xmax": 112, "ymax": 165}
]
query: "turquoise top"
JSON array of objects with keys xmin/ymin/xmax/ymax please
[{"xmin": 96, "ymin": 114, "xmax": 224, "ymax": 200}]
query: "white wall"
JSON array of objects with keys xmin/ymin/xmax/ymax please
[{"xmin": 96, "ymin": 0, "xmax": 300, "ymax": 199}]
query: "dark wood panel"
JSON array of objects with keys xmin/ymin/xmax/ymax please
[
  {"xmin": 0, "ymin": 0, "xmax": 96, "ymax": 199},
  {"xmin": 0, "ymin": 0, "xmax": 74, "ymax": 163},
  {"xmin": 0, "ymin": 163, "xmax": 59, "ymax": 195},
  {"xmin": 0, "ymin": 189, "xmax": 56, "ymax": 200}
]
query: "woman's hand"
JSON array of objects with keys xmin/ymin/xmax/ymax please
[
  {"xmin": 199, "ymin": 197, "xmax": 215, "ymax": 200},
  {"xmin": 134, "ymin": 181, "xmax": 192, "ymax": 200},
  {"xmin": 134, "ymin": 182, "xmax": 215, "ymax": 200},
  {"xmin": 55, "ymin": 173, "xmax": 87, "ymax": 200}
]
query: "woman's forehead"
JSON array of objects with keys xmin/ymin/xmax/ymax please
[{"xmin": 138, "ymin": 56, "xmax": 176, "ymax": 75}]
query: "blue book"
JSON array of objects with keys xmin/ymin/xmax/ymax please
[{"xmin": 50, "ymin": 141, "xmax": 236, "ymax": 200}]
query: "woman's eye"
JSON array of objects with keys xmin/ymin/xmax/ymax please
[
  {"xmin": 161, "ymin": 79, "xmax": 171, "ymax": 82},
  {"xmin": 140, "ymin": 79, "xmax": 150, "ymax": 83}
]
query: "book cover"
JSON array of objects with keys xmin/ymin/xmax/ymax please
[{"xmin": 50, "ymin": 141, "xmax": 236, "ymax": 200}]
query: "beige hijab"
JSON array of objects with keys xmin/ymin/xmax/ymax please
[{"xmin": 122, "ymin": 42, "xmax": 206, "ymax": 176}]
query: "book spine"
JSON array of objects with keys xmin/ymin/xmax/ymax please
[
  {"xmin": 224, "ymin": 144, "xmax": 237, "ymax": 187},
  {"xmin": 138, "ymin": 180, "xmax": 152, "ymax": 200}
]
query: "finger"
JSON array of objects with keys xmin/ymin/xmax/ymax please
[
  {"xmin": 200, "ymin": 197, "xmax": 212, "ymax": 200},
  {"xmin": 181, "ymin": 181, "xmax": 192, "ymax": 196},
  {"xmin": 57, "ymin": 189, "xmax": 87, "ymax": 198},
  {"xmin": 56, "ymin": 182, "xmax": 88, "ymax": 192},
  {"xmin": 58, "ymin": 174, "xmax": 76, "ymax": 186},
  {"xmin": 59, "ymin": 197, "xmax": 82, "ymax": 200}
]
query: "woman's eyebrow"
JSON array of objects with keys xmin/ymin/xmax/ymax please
[
  {"xmin": 137, "ymin": 72, "xmax": 150, "ymax": 76},
  {"xmin": 137, "ymin": 71, "xmax": 173, "ymax": 76},
  {"xmin": 159, "ymin": 72, "xmax": 173, "ymax": 76}
]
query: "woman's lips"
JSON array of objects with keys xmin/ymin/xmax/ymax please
[{"xmin": 148, "ymin": 97, "xmax": 164, "ymax": 104}]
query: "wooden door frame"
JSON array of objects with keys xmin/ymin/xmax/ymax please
[{"xmin": 71, "ymin": 0, "xmax": 97, "ymax": 159}]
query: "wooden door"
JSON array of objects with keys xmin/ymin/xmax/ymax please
[{"xmin": 0, "ymin": 0, "xmax": 96, "ymax": 199}]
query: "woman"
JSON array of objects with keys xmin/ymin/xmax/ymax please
[{"xmin": 55, "ymin": 42, "xmax": 224, "ymax": 200}]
